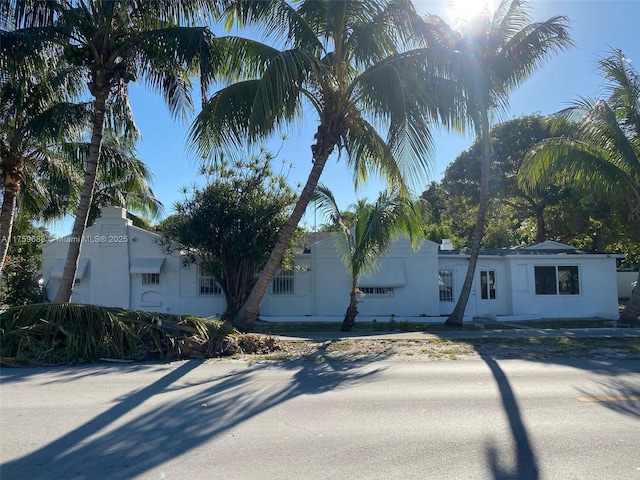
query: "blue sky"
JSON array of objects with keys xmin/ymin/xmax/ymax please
[{"xmin": 46, "ymin": 1, "xmax": 640, "ymax": 236}]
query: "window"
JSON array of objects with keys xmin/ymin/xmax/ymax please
[
  {"xmin": 272, "ymin": 269, "xmax": 294, "ymax": 295},
  {"xmin": 142, "ymin": 273, "xmax": 160, "ymax": 285},
  {"xmin": 480, "ymin": 270, "xmax": 496, "ymax": 300},
  {"xmin": 359, "ymin": 287, "xmax": 394, "ymax": 296},
  {"xmin": 558, "ymin": 266, "xmax": 580, "ymax": 295},
  {"xmin": 439, "ymin": 270, "xmax": 454, "ymax": 302},
  {"xmin": 198, "ymin": 264, "xmax": 221, "ymax": 296},
  {"xmin": 535, "ymin": 265, "xmax": 580, "ymax": 295}
]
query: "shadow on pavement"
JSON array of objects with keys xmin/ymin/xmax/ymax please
[
  {"xmin": 482, "ymin": 355, "xmax": 540, "ymax": 480},
  {"xmin": 0, "ymin": 362, "xmax": 171, "ymax": 385},
  {"xmin": 576, "ymin": 379, "xmax": 640, "ymax": 420},
  {"xmin": 1, "ymin": 357, "xmax": 385, "ymax": 480}
]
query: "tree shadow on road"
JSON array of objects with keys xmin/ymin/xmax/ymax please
[
  {"xmin": 1, "ymin": 356, "xmax": 385, "ymax": 480},
  {"xmin": 0, "ymin": 362, "xmax": 171, "ymax": 385},
  {"xmin": 481, "ymin": 354, "xmax": 540, "ymax": 480},
  {"xmin": 576, "ymin": 379, "xmax": 640, "ymax": 420}
]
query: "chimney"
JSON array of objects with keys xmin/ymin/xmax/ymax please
[{"xmin": 440, "ymin": 239, "xmax": 453, "ymax": 251}]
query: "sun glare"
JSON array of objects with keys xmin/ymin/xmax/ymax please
[{"xmin": 445, "ymin": 0, "xmax": 493, "ymax": 23}]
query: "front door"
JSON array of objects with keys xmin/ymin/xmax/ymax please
[{"xmin": 476, "ymin": 267, "xmax": 498, "ymax": 316}]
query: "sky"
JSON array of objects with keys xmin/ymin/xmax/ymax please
[{"xmin": 45, "ymin": 0, "xmax": 640, "ymax": 236}]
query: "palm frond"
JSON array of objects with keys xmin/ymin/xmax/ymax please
[
  {"xmin": 520, "ymin": 137, "xmax": 640, "ymax": 203},
  {"xmin": 189, "ymin": 80, "xmax": 263, "ymax": 159},
  {"xmin": 0, "ymin": 303, "xmax": 229, "ymax": 364},
  {"xmin": 598, "ymin": 48, "xmax": 640, "ymax": 139},
  {"xmin": 344, "ymin": 119, "xmax": 405, "ymax": 191},
  {"xmin": 497, "ymin": 15, "xmax": 573, "ymax": 92}
]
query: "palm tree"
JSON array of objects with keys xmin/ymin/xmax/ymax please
[
  {"xmin": 10, "ymin": 0, "xmax": 219, "ymax": 302},
  {"xmin": 313, "ymin": 184, "xmax": 424, "ymax": 331},
  {"xmin": 190, "ymin": 0, "xmax": 462, "ymax": 331},
  {"xmin": 1, "ymin": 70, "xmax": 163, "ymax": 280},
  {"xmin": 0, "ymin": 66, "xmax": 87, "ymax": 280},
  {"xmin": 61, "ymin": 133, "xmax": 164, "ymax": 226},
  {"xmin": 436, "ymin": 0, "xmax": 572, "ymax": 326},
  {"xmin": 519, "ymin": 49, "xmax": 640, "ymax": 326}
]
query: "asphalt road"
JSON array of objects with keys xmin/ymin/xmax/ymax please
[{"xmin": 1, "ymin": 357, "xmax": 639, "ymax": 480}]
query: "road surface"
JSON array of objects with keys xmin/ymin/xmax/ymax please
[{"xmin": 1, "ymin": 356, "xmax": 639, "ymax": 479}]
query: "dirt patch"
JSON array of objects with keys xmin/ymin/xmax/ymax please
[{"xmin": 207, "ymin": 336, "xmax": 640, "ymax": 362}]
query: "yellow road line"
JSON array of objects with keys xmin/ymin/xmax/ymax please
[{"xmin": 577, "ymin": 396, "xmax": 640, "ymax": 402}]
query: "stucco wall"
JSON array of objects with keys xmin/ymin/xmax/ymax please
[
  {"xmin": 508, "ymin": 256, "xmax": 620, "ymax": 319},
  {"xmin": 41, "ymin": 212, "xmax": 621, "ymax": 320},
  {"xmin": 272, "ymin": 236, "xmax": 441, "ymax": 318}
]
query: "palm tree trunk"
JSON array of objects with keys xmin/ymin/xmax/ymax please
[
  {"xmin": 534, "ymin": 205, "xmax": 546, "ymax": 244},
  {"xmin": 341, "ymin": 283, "xmax": 359, "ymax": 332},
  {"xmin": 446, "ymin": 113, "xmax": 492, "ymax": 326},
  {"xmin": 54, "ymin": 95, "xmax": 107, "ymax": 303},
  {"xmin": 0, "ymin": 172, "xmax": 20, "ymax": 282},
  {"xmin": 234, "ymin": 121, "xmax": 339, "ymax": 331},
  {"xmin": 618, "ymin": 271, "xmax": 640, "ymax": 326}
]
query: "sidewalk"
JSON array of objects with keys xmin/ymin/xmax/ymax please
[{"xmin": 271, "ymin": 327, "xmax": 640, "ymax": 342}]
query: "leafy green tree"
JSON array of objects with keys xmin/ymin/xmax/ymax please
[
  {"xmin": 1, "ymin": 216, "xmax": 51, "ymax": 306},
  {"xmin": 190, "ymin": 0, "xmax": 462, "ymax": 331},
  {"xmin": 519, "ymin": 49, "xmax": 640, "ymax": 325},
  {"xmin": 433, "ymin": 115, "xmax": 577, "ymax": 247},
  {"xmin": 313, "ymin": 184, "xmax": 424, "ymax": 331},
  {"xmin": 10, "ymin": 0, "xmax": 219, "ymax": 303},
  {"xmin": 160, "ymin": 151, "xmax": 300, "ymax": 323},
  {"xmin": 435, "ymin": 0, "xmax": 572, "ymax": 326}
]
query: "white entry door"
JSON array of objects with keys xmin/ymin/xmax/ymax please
[{"xmin": 476, "ymin": 266, "xmax": 499, "ymax": 316}]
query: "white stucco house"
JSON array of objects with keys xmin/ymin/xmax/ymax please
[{"xmin": 41, "ymin": 206, "xmax": 623, "ymax": 321}]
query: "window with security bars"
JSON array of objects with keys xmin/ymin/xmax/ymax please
[
  {"xmin": 198, "ymin": 264, "xmax": 221, "ymax": 296},
  {"xmin": 272, "ymin": 269, "xmax": 294, "ymax": 294},
  {"xmin": 439, "ymin": 270, "xmax": 454, "ymax": 302},
  {"xmin": 358, "ymin": 287, "xmax": 394, "ymax": 296},
  {"xmin": 142, "ymin": 273, "xmax": 160, "ymax": 285}
]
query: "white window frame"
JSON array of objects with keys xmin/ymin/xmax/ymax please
[
  {"xmin": 272, "ymin": 269, "xmax": 295, "ymax": 295},
  {"xmin": 198, "ymin": 264, "xmax": 222, "ymax": 296},
  {"xmin": 480, "ymin": 270, "xmax": 496, "ymax": 300},
  {"xmin": 534, "ymin": 265, "xmax": 580, "ymax": 295},
  {"xmin": 439, "ymin": 270, "xmax": 454, "ymax": 302}
]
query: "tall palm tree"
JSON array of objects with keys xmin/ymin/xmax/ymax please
[
  {"xmin": 519, "ymin": 49, "xmax": 640, "ymax": 326},
  {"xmin": 437, "ymin": 0, "xmax": 572, "ymax": 326},
  {"xmin": 313, "ymin": 184, "xmax": 424, "ymax": 331},
  {"xmin": 10, "ymin": 0, "xmax": 219, "ymax": 302},
  {"xmin": 0, "ymin": 66, "xmax": 86, "ymax": 280},
  {"xmin": 191, "ymin": 0, "xmax": 462, "ymax": 331}
]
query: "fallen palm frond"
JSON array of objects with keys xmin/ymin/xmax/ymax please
[{"xmin": 0, "ymin": 303, "xmax": 250, "ymax": 365}]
